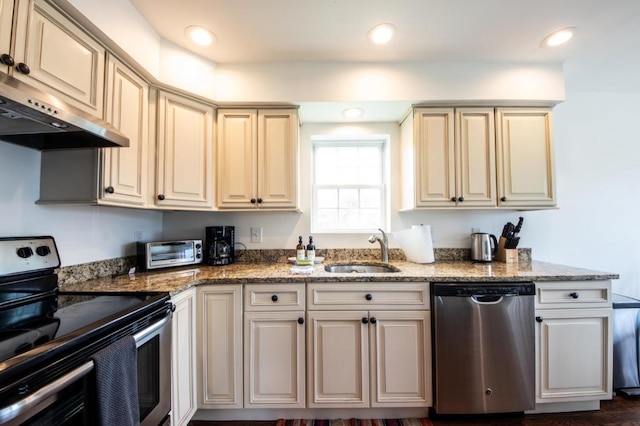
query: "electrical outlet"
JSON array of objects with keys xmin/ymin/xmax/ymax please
[
  {"xmin": 134, "ymin": 231, "xmax": 143, "ymax": 241},
  {"xmin": 251, "ymin": 227, "xmax": 263, "ymax": 243}
]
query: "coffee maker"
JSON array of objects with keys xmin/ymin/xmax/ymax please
[{"xmin": 205, "ymin": 226, "xmax": 235, "ymax": 265}]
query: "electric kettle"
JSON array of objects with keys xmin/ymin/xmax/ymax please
[{"xmin": 470, "ymin": 232, "xmax": 498, "ymax": 262}]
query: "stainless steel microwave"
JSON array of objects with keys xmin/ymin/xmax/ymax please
[{"xmin": 136, "ymin": 240, "xmax": 203, "ymax": 270}]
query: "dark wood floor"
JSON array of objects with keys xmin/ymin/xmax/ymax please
[{"xmin": 189, "ymin": 396, "xmax": 640, "ymax": 426}]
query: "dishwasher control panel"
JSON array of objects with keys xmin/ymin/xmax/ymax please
[{"xmin": 432, "ymin": 282, "xmax": 535, "ymax": 297}]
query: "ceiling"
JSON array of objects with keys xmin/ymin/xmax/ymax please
[{"xmin": 129, "ymin": 0, "xmax": 640, "ymax": 122}]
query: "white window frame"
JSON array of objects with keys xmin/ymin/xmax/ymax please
[{"xmin": 310, "ymin": 135, "xmax": 390, "ymax": 234}]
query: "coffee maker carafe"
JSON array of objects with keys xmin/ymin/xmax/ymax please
[{"xmin": 205, "ymin": 226, "xmax": 235, "ymax": 265}]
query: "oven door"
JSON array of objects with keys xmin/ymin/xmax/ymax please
[{"xmin": 0, "ymin": 313, "xmax": 172, "ymax": 426}]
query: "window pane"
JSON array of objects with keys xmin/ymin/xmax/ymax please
[
  {"xmin": 360, "ymin": 189, "xmax": 381, "ymax": 208},
  {"xmin": 359, "ymin": 209, "xmax": 381, "ymax": 228},
  {"xmin": 339, "ymin": 189, "xmax": 359, "ymax": 208},
  {"xmin": 338, "ymin": 208, "xmax": 359, "ymax": 228},
  {"xmin": 317, "ymin": 209, "xmax": 338, "ymax": 228},
  {"xmin": 317, "ymin": 189, "xmax": 338, "ymax": 208}
]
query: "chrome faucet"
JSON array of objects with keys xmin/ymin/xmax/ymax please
[{"xmin": 368, "ymin": 228, "xmax": 389, "ymax": 263}]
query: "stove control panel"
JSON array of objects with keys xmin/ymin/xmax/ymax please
[{"xmin": 0, "ymin": 236, "xmax": 60, "ymax": 277}]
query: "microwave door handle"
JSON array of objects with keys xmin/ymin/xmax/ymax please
[{"xmin": 0, "ymin": 361, "xmax": 94, "ymax": 424}]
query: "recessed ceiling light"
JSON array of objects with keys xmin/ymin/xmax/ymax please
[
  {"xmin": 185, "ymin": 25, "xmax": 216, "ymax": 46},
  {"xmin": 541, "ymin": 27, "xmax": 575, "ymax": 47},
  {"xmin": 368, "ymin": 23, "xmax": 396, "ymax": 45},
  {"xmin": 342, "ymin": 108, "xmax": 364, "ymax": 119}
]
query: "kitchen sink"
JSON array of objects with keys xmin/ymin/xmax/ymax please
[{"xmin": 323, "ymin": 263, "xmax": 400, "ymax": 273}]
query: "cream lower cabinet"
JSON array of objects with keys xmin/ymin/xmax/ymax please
[
  {"xmin": 156, "ymin": 90, "xmax": 215, "ymax": 209},
  {"xmin": 217, "ymin": 109, "xmax": 298, "ymax": 210},
  {"xmin": 496, "ymin": 108, "xmax": 556, "ymax": 208},
  {"xmin": 198, "ymin": 285, "xmax": 243, "ymax": 408},
  {"xmin": 400, "ymin": 107, "xmax": 496, "ymax": 209},
  {"xmin": 535, "ymin": 281, "xmax": 612, "ymax": 405},
  {"xmin": 171, "ymin": 288, "xmax": 197, "ymax": 426},
  {"xmin": 0, "ymin": 0, "xmax": 12, "ymax": 74},
  {"xmin": 11, "ymin": 0, "xmax": 105, "ymax": 118},
  {"xmin": 307, "ymin": 283, "xmax": 431, "ymax": 408},
  {"xmin": 244, "ymin": 283, "xmax": 306, "ymax": 408}
]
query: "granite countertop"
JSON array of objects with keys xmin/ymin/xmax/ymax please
[{"xmin": 59, "ymin": 260, "xmax": 620, "ymax": 296}]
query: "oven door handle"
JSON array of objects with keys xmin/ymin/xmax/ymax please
[
  {"xmin": 133, "ymin": 314, "xmax": 170, "ymax": 346},
  {"xmin": 0, "ymin": 361, "xmax": 94, "ymax": 424}
]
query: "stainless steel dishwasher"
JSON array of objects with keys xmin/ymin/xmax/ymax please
[{"xmin": 432, "ymin": 282, "xmax": 536, "ymax": 415}]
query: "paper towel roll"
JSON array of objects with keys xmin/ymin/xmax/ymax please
[{"xmin": 393, "ymin": 225, "xmax": 435, "ymax": 264}]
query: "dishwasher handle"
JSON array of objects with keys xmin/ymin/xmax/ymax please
[{"xmin": 470, "ymin": 294, "xmax": 516, "ymax": 304}]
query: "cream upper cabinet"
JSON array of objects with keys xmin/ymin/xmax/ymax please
[
  {"xmin": 198, "ymin": 285, "xmax": 243, "ymax": 408},
  {"xmin": 102, "ymin": 54, "xmax": 149, "ymax": 206},
  {"xmin": 496, "ymin": 108, "xmax": 556, "ymax": 208},
  {"xmin": 535, "ymin": 281, "xmax": 612, "ymax": 405},
  {"xmin": 156, "ymin": 90, "xmax": 215, "ymax": 210},
  {"xmin": 401, "ymin": 107, "xmax": 496, "ymax": 209},
  {"xmin": 12, "ymin": 0, "xmax": 105, "ymax": 118},
  {"xmin": 217, "ymin": 108, "xmax": 298, "ymax": 210},
  {"xmin": 0, "ymin": 0, "xmax": 13, "ymax": 73},
  {"xmin": 171, "ymin": 289, "xmax": 197, "ymax": 426}
]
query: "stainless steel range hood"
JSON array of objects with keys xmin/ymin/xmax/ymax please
[{"xmin": 0, "ymin": 73, "xmax": 129, "ymax": 150}]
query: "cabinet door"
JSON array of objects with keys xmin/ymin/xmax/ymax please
[
  {"xmin": 216, "ymin": 109, "xmax": 257, "ymax": 208},
  {"xmin": 413, "ymin": 108, "xmax": 456, "ymax": 207},
  {"xmin": 198, "ymin": 285, "xmax": 243, "ymax": 408},
  {"xmin": 171, "ymin": 289, "xmax": 197, "ymax": 426},
  {"xmin": 0, "ymin": 0, "xmax": 12, "ymax": 74},
  {"xmin": 370, "ymin": 311, "xmax": 431, "ymax": 407},
  {"xmin": 307, "ymin": 310, "xmax": 369, "ymax": 408},
  {"xmin": 156, "ymin": 91, "xmax": 214, "ymax": 209},
  {"xmin": 244, "ymin": 311, "xmax": 306, "ymax": 408},
  {"xmin": 257, "ymin": 109, "xmax": 298, "ymax": 209},
  {"xmin": 12, "ymin": 0, "xmax": 105, "ymax": 118},
  {"xmin": 536, "ymin": 308, "xmax": 611, "ymax": 402},
  {"xmin": 102, "ymin": 55, "xmax": 148, "ymax": 206},
  {"xmin": 496, "ymin": 108, "xmax": 556, "ymax": 207},
  {"xmin": 455, "ymin": 108, "xmax": 496, "ymax": 207}
]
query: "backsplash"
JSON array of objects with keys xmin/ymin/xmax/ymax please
[{"xmin": 57, "ymin": 248, "xmax": 532, "ymax": 286}]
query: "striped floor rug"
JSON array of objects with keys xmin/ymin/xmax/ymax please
[{"xmin": 275, "ymin": 420, "xmax": 433, "ymax": 426}]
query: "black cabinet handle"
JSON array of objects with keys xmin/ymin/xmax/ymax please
[
  {"xmin": 362, "ymin": 317, "xmax": 369, "ymax": 324},
  {"xmin": 450, "ymin": 197, "xmax": 456, "ymax": 202},
  {"xmin": 257, "ymin": 198, "xmax": 263, "ymax": 204},
  {"xmin": 250, "ymin": 198, "xmax": 256, "ymax": 204},
  {"xmin": 458, "ymin": 197, "xmax": 464, "ymax": 202},
  {"xmin": 500, "ymin": 196, "xmax": 507, "ymax": 202},
  {"xmin": 298, "ymin": 317, "xmax": 304, "ymax": 325},
  {"xmin": 105, "ymin": 186, "xmax": 114, "ymax": 194},
  {"xmin": 157, "ymin": 194, "xmax": 165, "ymax": 201},
  {"xmin": 271, "ymin": 295, "xmax": 278, "ymax": 302},
  {"xmin": 0, "ymin": 53, "xmax": 14, "ymax": 66},
  {"xmin": 365, "ymin": 293, "xmax": 372, "ymax": 301},
  {"xmin": 16, "ymin": 62, "xmax": 30, "ymax": 75},
  {"xmin": 535, "ymin": 316, "xmax": 543, "ymax": 323},
  {"xmin": 370, "ymin": 317, "xmax": 377, "ymax": 324},
  {"xmin": 569, "ymin": 292, "xmax": 580, "ymax": 299}
]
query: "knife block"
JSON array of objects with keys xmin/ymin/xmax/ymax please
[{"xmin": 495, "ymin": 236, "xmax": 518, "ymax": 263}]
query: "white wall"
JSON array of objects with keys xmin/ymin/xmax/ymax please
[{"xmin": 0, "ymin": 142, "xmax": 163, "ymax": 266}]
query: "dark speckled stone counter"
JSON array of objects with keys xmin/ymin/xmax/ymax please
[{"xmin": 59, "ymin": 260, "xmax": 619, "ymax": 296}]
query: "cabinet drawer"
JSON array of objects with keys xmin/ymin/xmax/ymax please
[
  {"xmin": 244, "ymin": 283, "xmax": 305, "ymax": 311},
  {"xmin": 308, "ymin": 283, "xmax": 429, "ymax": 310},
  {"xmin": 535, "ymin": 281, "xmax": 611, "ymax": 309}
]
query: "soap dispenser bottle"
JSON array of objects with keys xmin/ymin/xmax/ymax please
[
  {"xmin": 306, "ymin": 236, "xmax": 316, "ymax": 262},
  {"xmin": 296, "ymin": 236, "xmax": 306, "ymax": 261}
]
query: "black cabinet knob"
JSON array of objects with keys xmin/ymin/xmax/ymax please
[
  {"xmin": 16, "ymin": 62, "xmax": 30, "ymax": 75},
  {"xmin": 0, "ymin": 53, "xmax": 14, "ymax": 66},
  {"xmin": 450, "ymin": 197, "xmax": 456, "ymax": 202},
  {"xmin": 365, "ymin": 293, "xmax": 372, "ymax": 301},
  {"xmin": 105, "ymin": 186, "xmax": 115, "ymax": 194},
  {"xmin": 362, "ymin": 317, "xmax": 369, "ymax": 324},
  {"xmin": 271, "ymin": 295, "xmax": 278, "ymax": 302},
  {"xmin": 501, "ymin": 196, "xmax": 507, "ymax": 202},
  {"xmin": 298, "ymin": 317, "xmax": 304, "ymax": 325},
  {"xmin": 569, "ymin": 292, "xmax": 580, "ymax": 299},
  {"xmin": 535, "ymin": 316, "xmax": 543, "ymax": 323},
  {"xmin": 370, "ymin": 317, "xmax": 377, "ymax": 324},
  {"xmin": 250, "ymin": 198, "xmax": 256, "ymax": 204},
  {"xmin": 157, "ymin": 194, "xmax": 165, "ymax": 201},
  {"xmin": 458, "ymin": 197, "xmax": 464, "ymax": 202},
  {"xmin": 257, "ymin": 198, "xmax": 263, "ymax": 204}
]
